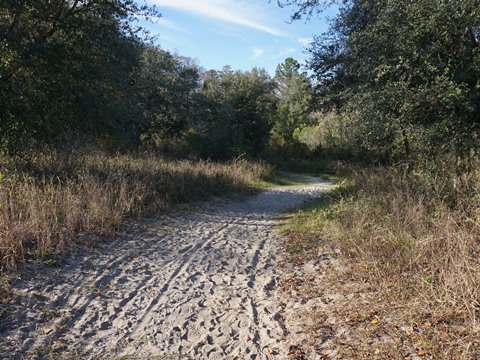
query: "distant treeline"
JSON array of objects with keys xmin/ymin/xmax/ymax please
[
  {"xmin": 0, "ymin": 1, "xmax": 315, "ymax": 159},
  {"xmin": 2, "ymin": 1, "xmax": 479, "ymax": 165}
]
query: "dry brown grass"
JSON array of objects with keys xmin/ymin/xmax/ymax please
[
  {"xmin": 0, "ymin": 150, "xmax": 273, "ymax": 274},
  {"xmin": 283, "ymin": 161, "xmax": 480, "ymax": 358}
]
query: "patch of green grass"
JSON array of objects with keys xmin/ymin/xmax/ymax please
[
  {"xmin": 42, "ymin": 309, "xmax": 62, "ymax": 320},
  {"xmin": 32, "ymin": 346, "xmax": 90, "ymax": 360},
  {"xmin": 284, "ymin": 236, "xmax": 322, "ymax": 256},
  {"xmin": 279, "ymin": 183, "xmax": 345, "ymax": 264},
  {"xmin": 280, "ymin": 190, "xmax": 340, "ymax": 237},
  {"xmin": 44, "ymin": 258, "xmax": 61, "ymax": 268},
  {"xmin": 254, "ymin": 170, "xmax": 296, "ymax": 188},
  {"xmin": 0, "ymin": 304, "xmax": 10, "ymax": 321},
  {"xmin": 0, "ymin": 275, "xmax": 13, "ymax": 305}
]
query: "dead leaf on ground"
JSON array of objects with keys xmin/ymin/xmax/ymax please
[{"xmin": 287, "ymin": 343, "xmax": 307, "ymax": 359}]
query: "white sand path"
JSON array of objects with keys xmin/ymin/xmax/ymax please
[{"xmin": 1, "ymin": 176, "xmax": 333, "ymax": 359}]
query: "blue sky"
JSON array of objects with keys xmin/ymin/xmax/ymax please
[{"xmin": 142, "ymin": 0, "xmax": 335, "ymax": 76}]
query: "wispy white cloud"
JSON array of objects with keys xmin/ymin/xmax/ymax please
[
  {"xmin": 156, "ymin": 18, "xmax": 189, "ymax": 33},
  {"xmin": 251, "ymin": 48, "xmax": 265, "ymax": 59},
  {"xmin": 271, "ymin": 47, "xmax": 298, "ymax": 61},
  {"xmin": 297, "ymin": 37, "xmax": 313, "ymax": 46},
  {"xmin": 151, "ymin": 0, "xmax": 284, "ymax": 36}
]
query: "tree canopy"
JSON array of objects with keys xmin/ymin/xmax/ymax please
[
  {"xmin": 1, "ymin": 1, "xmax": 306, "ymax": 160},
  {"xmin": 0, "ymin": 0, "xmax": 163, "ymax": 150},
  {"xmin": 271, "ymin": 57, "xmax": 314, "ymax": 153},
  {"xmin": 280, "ymin": 0, "xmax": 480, "ymax": 163},
  {"xmin": 192, "ymin": 67, "xmax": 277, "ymax": 159}
]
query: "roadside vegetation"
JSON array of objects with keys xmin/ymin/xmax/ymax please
[
  {"xmin": 275, "ymin": 0, "xmax": 480, "ymax": 357},
  {"xmin": 1, "ymin": 0, "xmax": 480, "ymax": 357},
  {"xmin": 0, "ymin": 150, "xmax": 273, "ymax": 306},
  {"xmin": 0, "ymin": 2, "xmax": 313, "ymax": 275},
  {"xmin": 0, "ymin": 150, "xmax": 272, "ymax": 272},
  {"xmin": 282, "ymin": 160, "xmax": 480, "ymax": 358}
]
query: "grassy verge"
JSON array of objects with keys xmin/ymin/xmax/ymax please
[
  {"xmin": 282, "ymin": 163, "xmax": 480, "ymax": 358},
  {"xmin": 280, "ymin": 192, "xmax": 339, "ymax": 265},
  {"xmin": 0, "ymin": 150, "xmax": 274, "ymax": 277}
]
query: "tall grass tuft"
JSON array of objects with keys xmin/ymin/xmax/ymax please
[
  {"xmin": 284, "ymin": 158, "xmax": 480, "ymax": 357},
  {"xmin": 0, "ymin": 150, "xmax": 273, "ymax": 272}
]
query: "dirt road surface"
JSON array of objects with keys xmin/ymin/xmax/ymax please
[{"xmin": 1, "ymin": 176, "xmax": 333, "ymax": 359}]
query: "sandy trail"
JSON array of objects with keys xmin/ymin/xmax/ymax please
[{"xmin": 1, "ymin": 176, "xmax": 332, "ymax": 359}]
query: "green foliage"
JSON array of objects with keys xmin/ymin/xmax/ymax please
[
  {"xmin": 0, "ymin": 0, "xmax": 160, "ymax": 150},
  {"xmin": 192, "ymin": 67, "xmax": 278, "ymax": 159},
  {"xmin": 276, "ymin": 0, "xmax": 338, "ymax": 21},
  {"xmin": 270, "ymin": 57, "xmax": 315, "ymax": 155},
  {"xmin": 0, "ymin": 1, "xmax": 284, "ymax": 160},
  {"xmin": 133, "ymin": 47, "xmax": 201, "ymax": 143},
  {"xmin": 284, "ymin": 0, "xmax": 480, "ymax": 163}
]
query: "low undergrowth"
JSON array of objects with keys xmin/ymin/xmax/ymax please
[
  {"xmin": 284, "ymin": 160, "xmax": 480, "ymax": 358},
  {"xmin": 0, "ymin": 149, "xmax": 273, "ymax": 275}
]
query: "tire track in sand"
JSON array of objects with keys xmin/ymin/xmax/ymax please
[{"xmin": 1, "ymin": 176, "xmax": 333, "ymax": 359}]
